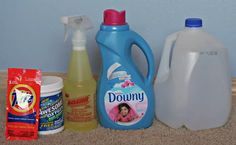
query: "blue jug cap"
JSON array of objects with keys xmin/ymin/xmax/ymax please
[{"xmin": 185, "ymin": 18, "xmax": 202, "ymax": 27}]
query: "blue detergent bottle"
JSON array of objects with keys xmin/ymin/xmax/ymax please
[{"xmin": 96, "ymin": 9, "xmax": 155, "ymax": 130}]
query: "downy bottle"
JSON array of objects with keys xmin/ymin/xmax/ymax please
[{"xmin": 96, "ymin": 9, "xmax": 155, "ymax": 130}]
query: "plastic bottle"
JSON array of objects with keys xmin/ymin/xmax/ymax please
[
  {"xmin": 154, "ymin": 18, "xmax": 232, "ymax": 130},
  {"xmin": 61, "ymin": 15, "xmax": 97, "ymax": 131},
  {"xmin": 96, "ymin": 9, "xmax": 155, "ymax": 130}
]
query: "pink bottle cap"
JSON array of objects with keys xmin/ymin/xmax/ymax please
[{"xmin": 103, "ymin": 9, "xmax": 126, "ymax": 26}]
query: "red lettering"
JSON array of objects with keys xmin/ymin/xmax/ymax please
[{"xmin": 68, "ymin": 96, "xmax": 89, "ymax": 107}]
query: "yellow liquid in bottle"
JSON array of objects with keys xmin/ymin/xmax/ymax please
[{"xmin": 63, "ymin": 48, "xmax": 97, "ymax": 131}]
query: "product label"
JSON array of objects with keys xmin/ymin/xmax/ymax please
[
  {"xmin": 10, "ymin": 85, "xmax": 37, "ymax": 114},
  {"xmin": 105, "ymin": 63, "xmax": 148, "ymax": 126},
  {"xmin": 64, "ymin": 93, "xmax": 95, "ymax": 122},
  {"xmin": 39, "ymin": 92, "xmax": 64, "ymax": 131},
  {"xmin": 6, "ymin": 68, "xmax": 41, "ymax": 140}
]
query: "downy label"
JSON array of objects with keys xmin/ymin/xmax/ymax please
[{"xmin": 105, "ymin": 63, "xmax": 148, "ymax": 126}]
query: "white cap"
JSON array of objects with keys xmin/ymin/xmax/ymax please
[{"xmin": 41, "ymin": 76, "xmax": 63, "ymax": 94}]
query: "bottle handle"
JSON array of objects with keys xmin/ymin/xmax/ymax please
[
  {"xmin": 132, "ymin": 32, "xmax": 155, "ymax": 85},
  {"xmin": 157, "ymin": 32, "xmax": 178, "ymax": 82}
]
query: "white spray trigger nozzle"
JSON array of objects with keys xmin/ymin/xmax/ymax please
[{"xmin": 61, "ymin": 15, "xmax": 93, "ymax": 42}]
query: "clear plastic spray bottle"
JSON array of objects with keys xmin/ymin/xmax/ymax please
[{"xmin": 61, "ymin": 15, "xmax": 97, "ymax": 131}]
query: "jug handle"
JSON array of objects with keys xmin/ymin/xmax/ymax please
[
  {"xmin": 157, "ymin": 32, "xmax": 178, "ymax": 82},
  {"xmin": 132, "ymin": 32, "xmax": 155, "ymax": 85}
]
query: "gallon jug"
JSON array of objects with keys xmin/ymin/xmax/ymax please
[
  {"xmin": 154, "ymin": 18, "xmax": 232, "ymax": 130},
  {"xmin": 96, "ymin": 9, "xmax": 155, "ymax": 130}
]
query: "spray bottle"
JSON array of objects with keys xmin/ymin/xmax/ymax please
[{"xmin": 61, "ymin": 15, "xmax": 97, "ymax": 131}]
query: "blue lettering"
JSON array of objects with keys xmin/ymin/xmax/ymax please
[
  {"xmin": 28, "ymin": 95, "xmax": 33, "ymax": 104},
  {"xmin": 108, "ymin": 92, "xmax": 145, "ymax": 103},
  {"xmin": 11, "ymin": 92, "xmax": 17, "ymax": 106},
  {"xmin": 131, "ymin": 93, "xmax": 138, "ymax": 101},
  {"xmin": 138, "ymin": 93, "xmax": 144, "ymax": 102},
  {"xmin": 117, "ymin": 95, "xmax": 122, "ymax": 102},
  {"xmin": 11, "ymin": 92, "xmax": 33, "ymax": 107},
  {"xmin": 108, "ymin": 92, "xmax": 116, "ymax": 102}
]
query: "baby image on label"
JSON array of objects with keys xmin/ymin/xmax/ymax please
[
  {"xmin": 105, "ymin": 63, "xmax": 148, "ymax": 126},
  {"xmin": 116, "ymin": 103, "xmax": 138, "ymax": 122}
]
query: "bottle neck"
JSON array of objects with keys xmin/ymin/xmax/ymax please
[
  {"xmin": 100, "ymin": 24, "xmax": 129, "ymax": 31},
  {"xmin": 184, "ymin": 27, "xmax": 203, "ymax": 31},
  {"xmin": 72, "ymin": 39, "xmax": 86, "ymax": 50}
]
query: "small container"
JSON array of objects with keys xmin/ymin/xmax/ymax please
[{"xmin": 39, "ymin": 76, "xmax": 64, "ymax": 135}]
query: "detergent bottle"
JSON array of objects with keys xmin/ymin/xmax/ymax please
[
  {"xmin": 61, "ymin": 15, "xmax": 97, "ymax": 131},
  {"xmin": 96, "ymin": 9, "xmax": 155, "ymax": 130},
  {"xmin": 154, "ymin": 18, "xmax": 232, "ymax": 130}
]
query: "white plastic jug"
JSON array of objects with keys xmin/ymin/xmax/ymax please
[{"xmin": 154, "ymin": 18, "xmax": 232, "ymax": 130}]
